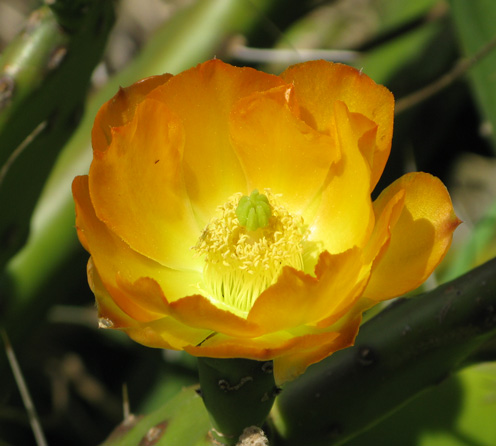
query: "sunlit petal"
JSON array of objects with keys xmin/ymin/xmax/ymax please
[
  {"xmin": 247, "ymin": 249, "xmax": 368, "ymax": 333},
  {"xmin": 88, "ymin": 259, "xmax": 211, "ymax": 350},
  {"xmin": 89, "ymin": 99, "xmax": 202, "ymax": 269},
  {"xmin": 273, "ymin": 315, "xmax": 361, "ymax": 384},
  {"xmin": 92, "ymin": 73, "xmax": 172, "ymax": 152},
  {"xmin": 75, "ymin": 59, "xmax": 458, "ymax": 384},
  {"xmin": 280, "ymin": 60, "xmax": 394, "ymax": 189},
  {"xmin": 364, "ymin": 172, "xmax": 461, "ymax": 300},
  {"xmin": 147, "ymin": 59, "xmax": 285, "ymax": 226},
  {"xmin": 230, "ymin": 84, "xmax": 340, "ymax": 213},
  {"xmin": 308, "ymin": 101, "xmax": 374, "ymax": 254},
  {"xmin": 73, "ymin": 176, "xmax": 202, "ymax": 321}
]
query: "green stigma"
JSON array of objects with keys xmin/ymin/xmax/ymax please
[{"xmin": 236, "ymin": 189, "xmax": 272, "ymax": 231}]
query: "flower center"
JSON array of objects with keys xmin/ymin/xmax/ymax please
[
  {"xmin": 236, "ymin": 189, "xmax": 271, "ymax": 231},
  {"xmin": 193, "ymin": 190, "xmax": 306, "ymax": 317}
]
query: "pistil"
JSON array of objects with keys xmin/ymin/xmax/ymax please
[{"xmin": 194, "ymin": 190, "xmax": 306, "ymax": 317}]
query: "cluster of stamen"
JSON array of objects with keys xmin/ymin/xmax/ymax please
[{"xmin": 193, "ymin": 190, "xmax": 306, "ymax": 317}]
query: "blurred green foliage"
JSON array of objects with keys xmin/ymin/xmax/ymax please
[{"xmin": 1, "ymin": 0, "xmax": 496, "ymax": 445}]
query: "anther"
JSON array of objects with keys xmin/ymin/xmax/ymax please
[{"xmin": 194, "ymin": 190, "xmax": 306, "ymax": 315}]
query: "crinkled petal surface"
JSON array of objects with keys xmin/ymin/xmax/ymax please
[
  {"xmin": 247, "ymin": 248, "xmax": 369, "ymax": 332},
  {"xmin": 73, "ymin": 176, "xmax": 202, "ymax": 320},
  {"xmin": 273, "ymin": 314, "xmax": 361, "ymax": 383},
  {"xmin": 308, "ymin": 101, "xmax": 375, "ymax": 254},
  {"xmin": 280, "ymin": 60, "xmax": 394, "ymax": 190},
  {"xmin": 89, "ymin": 99, "xmax": 201, "ymax": 269},
  {"xmin": 92, "ymin": 73, "xmax": 173, "ymax": 153},
  {"xmin": 147, "ymin": 59, "xmax": 286, "ymax": 226},
  {"xmin": 230, "ymin": 84, "xmax": 340, "ymax": 214},
  {"xmin": 74, "ymin": 59, "xmax": 459, "ymax": 385},
  {"xmin": 88, "ymin": 260, "xmax": 211, "ymax": 349}
]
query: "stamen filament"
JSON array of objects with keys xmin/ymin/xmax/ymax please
[{"xmin": 194, "ymin": 191, "xmax": 306, "ymax": 317}]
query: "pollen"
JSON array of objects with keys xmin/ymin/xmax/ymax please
[{"xmin": 193, "ymin": 190, "xmax": 306, "ymax": 317}]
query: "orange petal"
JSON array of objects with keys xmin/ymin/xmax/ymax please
[
  {"xmin": 87, "ymin": 258, "xmax": 138, "ymax": 328},
  {"xmin": 364, "ymin": 172, "xmax": 461, "ymax": 300},
  {"xmin": 147, "ymin": 59, "xmax": 286, "ymax": 225},
  {"xmin": 273, "ymin": 315, "xmax": 361, "ymax": 384},
  {"xmin": 184, "ymin": 329, "xmax": 341, "ymax": 363},
  {"xmin": 308, "ymin": 101, "xmax": 374, "ymax": 254},
  {"xmin": 349, "ymin": 111, "xmax": 379, "ymax": 176},
  {"xmin": 73, "ymin": 176, "xmax": 202, "ymax": 321},
  {"xmin": 230, "ymin": 84, "xmax": 340, "ymax": 213},
  {"xmin": 247, "ymin": 248, "xmax": 368, "ymax": 333},
  {"xmin": 169, "ymin": 294, "xmax": 263, "ymax": 339},
  {"xmin": 281, "ymin": 60, "xmax": 394, "ymax": 190},
  {"xmin": 89, "ymin": 98, "xmax": 202, "ymax": 269},
  {"xmin": 362, "ymin": 188, "xmax": 406, "ymax": 267},
  {"xmin": 88, "ymin": 260, "xmax": 211, "ymax": 350},
  {"xmin": 125, "ymin": 317, "xmax": 210, "ymax": 351},
  {"xmin": 92, "ymin": 73, "xmax": 172, "ymax": 153},
  {"xmin": 113, "ymin": 272, "xmax": 264, "ymax": 339},
  {"xmin": 114, "ymin": 277, "xmax": 215, "ymax": 349},
  {"xmin": 89, "ymin": 260, "xmax": 211, "ymax": 350}
]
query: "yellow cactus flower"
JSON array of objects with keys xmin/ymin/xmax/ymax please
[{"xmin": 72, "ymin": 60, "xmax": 460, "ymax": 384}]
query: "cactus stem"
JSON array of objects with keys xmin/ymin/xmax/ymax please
[{"xmin": 197, "ymin": 357, "xmax": 277, "ymax": 445}]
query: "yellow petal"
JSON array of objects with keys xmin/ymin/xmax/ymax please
[
  {"xmin": 87, "ymin": 258, "xmax": 137, "ymax": 328},
  {"xmin": 349, "ymin": 111, "xmax": 379, "ymax": 174},
  {"xmin": 308, "ymin": 101, "xmax": 374, "ymax": 254},
  {"xmin": 147, "ymin": 59, "xmax": 285, "ymax": 225},
  {"xmin": 168, "ymin": 294, "xmax": 262, "ymax": 339},
  {"xmin": 247, "ymin": 248, "xmax": 368, "ymax": 333},
  {"xmin": 184, "ymin": 330, "xmax": 341, "ymax": 363},
  {"xmin": 73, "ymin": 176, "xmax": 202, "ymax": 322},
  {"xmin": 91, "ymin": 250, "xmax": 264, "ymax": 340},
  {"xmin": 74, "ymin": 59, "xmax": 460, "ymax": 383},
  {"xmin": 92, "ymin": 73, "xmax": 172, "ymax": 153},
  {"xmin": 230, "ymin": 84, "xmax": 339, "ymax": 213},
  {"xmin": 362, "ymin": 188, "xmax": 406, "ymax": 267},
  {"xmin": 364, "ymin": 172, "xmax": 461, "ymax": 300},
  {"xmin": 273, "ymin": 315, "xmax": 361, "ymax": 384},
  {"xmin": 89, "ymin": 98, "xmax": 202, "ymax": 270},
  {"xmin": 88, "ymin": 260, "xmax": 211, "ymax": 350},
  {"xmin": 280, "ymin": 60, "xmax": 394, "ymax": 190},
  {"xmin": 185, "ymin": 318, "xmax": 361, "ymax": 385}
]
